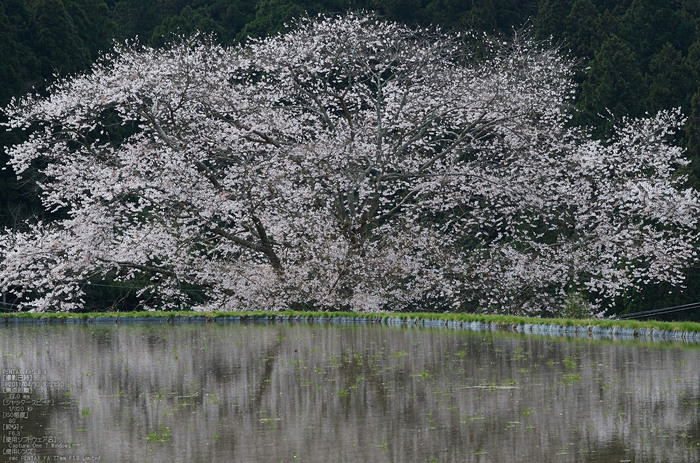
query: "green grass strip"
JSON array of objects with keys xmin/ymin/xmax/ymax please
[{"xmin": 2, "ymin": 310, "xmax": 700, "ymax": 333}]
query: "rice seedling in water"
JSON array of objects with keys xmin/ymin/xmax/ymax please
[
  {"xmin": 561, "ymin": 374, "xmax": 581, "ymax": 385},
  {"xmin": 147, "ymin": 425, "xmax": 171, "ymax": 443}
]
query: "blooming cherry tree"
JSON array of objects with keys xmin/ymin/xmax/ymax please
[{"xmin": 1, "ymin": 14, "xmax": 698, "ymax": 314}]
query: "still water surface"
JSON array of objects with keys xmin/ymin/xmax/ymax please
[{"xmin": 1, "ymin": 321, "xmax": 700, "ymax": 462}]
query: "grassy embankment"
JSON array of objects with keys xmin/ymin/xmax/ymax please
[{"xmin": 3, "ymin": 310, "xmax": 700, "ymax": 333}]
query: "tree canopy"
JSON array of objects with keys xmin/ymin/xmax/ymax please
[{"xmin": 1, "ymin": 15, "xmax": 697, "ymax": 315}]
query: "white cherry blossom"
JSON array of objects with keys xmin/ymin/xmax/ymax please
[{"xmin": 1, "ymin": 14, "xmax": 698, "ymax": 314}]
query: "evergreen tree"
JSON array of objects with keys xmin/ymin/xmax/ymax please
[
  {"xmin": 150, "ymin": 5, "xmax": 226, "ymax": 46},
  {"xmin": 562, "ymin": 0, "xmax": 597, "ymax": 56},
  {"xmin": 32, "ymin": 0, "xmax": 91, "ymax": 78},
  {"xmin": 0, "ymin": 5, "xmax": 24, "ymax": 104},
  {"xmin": 64, "ymin": 0, "xmax": 116, "ymax": 60},
  {"xmin": 618, "ymin": 0, "xmax": 694, "ymax": 66},
  {"xmin": 577, "ymin": 34, "xmax": 643, "ymax": 134},
  {"xmin": 535, "ymin": 0, "xmax": 574, "ymax": 39},
  {"xmin": 646, "ymin": 43, "xmax": 695, "ymax": 114}
]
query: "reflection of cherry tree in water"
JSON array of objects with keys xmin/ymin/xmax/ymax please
[
  {"xmin": 1, "ymin": 14, "xmax": 698, "ymax": 315},
  {"xmin": 3, "ymin": 324, "xmax": 700, "ymax": 462}
]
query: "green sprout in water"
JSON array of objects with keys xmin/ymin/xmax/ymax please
[
  {"xmin": 563, "ymin": 358, "xmax": 577, "ymax": 369},
  {"xmin": 259, "ymin": 417, "xmax": 278, "ymax": 430},
  {"xmin": 147, "ymin": 425, "xmax": 172, "ymax": 443},
  {"xmin": 513, "ymin": 347, "xmax": 527, "ymax": 361},
  {"xmin": 425, "ymin": 411, "xmax": 437, "ymax": 430},
  {"xmin": 561, "ymin": 373, "xmax": 581, "ymax": 385}
]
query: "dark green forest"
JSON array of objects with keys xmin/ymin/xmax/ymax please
[{"xmin": 3, "ymin": 0, "xmax": 700, "ymax": 317}]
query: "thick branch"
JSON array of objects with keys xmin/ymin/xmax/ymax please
[
  {"xmin": 251, "ymin": 214, "xmax": 283, "ymax": 271},
  {"xmin": 210, "ymin": 226, "xmax": 264, "ymax": 252}
]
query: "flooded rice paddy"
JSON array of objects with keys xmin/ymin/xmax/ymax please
[{"xmin": 2, "ymin": 321, "xmax": 700, "ymax": 462}]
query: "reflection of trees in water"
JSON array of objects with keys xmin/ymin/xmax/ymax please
[
  {"xmin": 0, "ymin": 324, "xmax": 699, "ymax": 462},
  {"xmin": 583, "ymin": 436, "xmax": 634, "ymax": 463}
]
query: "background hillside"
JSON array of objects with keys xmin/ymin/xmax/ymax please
[{"xmin": 2, "ymin": 0, "xmax": 700, "ymax": 317}]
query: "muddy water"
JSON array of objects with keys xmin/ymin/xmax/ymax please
[{"xmin": 1, "ymin": 322, "xmax": 700, "ymax": 462}]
